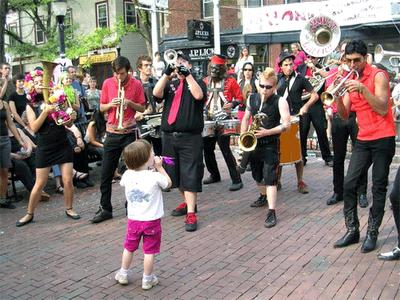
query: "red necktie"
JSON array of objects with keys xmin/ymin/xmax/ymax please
[{"xmin": 168, "ymin": 79, "xmax": 184, "ymax": 125}]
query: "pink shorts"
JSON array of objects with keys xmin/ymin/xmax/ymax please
[{"xmin": 124, "ymin": 219, "xmax": 162, "ymax": 254}]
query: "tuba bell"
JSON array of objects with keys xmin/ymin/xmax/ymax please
[
  {"xmin": 300, "ymin": 15, "xmax": 341, "ymax": 101},
  {"xmin": 41, "ymin": 60, "xmax": 58, "ymax": 102}
]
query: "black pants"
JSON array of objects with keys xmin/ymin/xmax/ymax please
[
  {"xmin": 100, "ymin": 132, "xmax": 137, "ymax": 212},
  {"xmin": 343, "ymin": 137, "xmax": 395, "ymax": 229},
  {"xmin": 300, "ymin": 101, "xmax": 332, "ymax": 162},
  {"xmin": 203, "ymin": 133, "xmax": 241, "ymax": 184},
  {"xmin": 73, "ymin": 146, "xmax": 90, "ymax": 174},
  {"xmin": 388, "ymin": 166, "xmax": 400, "ymax": 247},
  {"xmin": 332, "ymin": 112, "xmax": 367, "ymax": 197},
  {"xmin": 11, "ymin": 156, "xmax": 36, "ymax": 191},
  {"xmin": 145, "ymin": 136, "xmax": 162, "ymax": 156}
]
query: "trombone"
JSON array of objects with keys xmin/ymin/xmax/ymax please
[{"xmin": 116, "ymin": 78, "xmax": 125, "ymax": 130}]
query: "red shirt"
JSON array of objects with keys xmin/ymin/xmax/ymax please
[
  {"xmin": 204, "ymin": 76, "xmax": 243, "ymax": 103},
  {"xmin": 100, "ymin": 76, "xmax": 145, "ymax": 133},
  {"xmin": 349, "ymin": 64, "xmax": 395, "ymax": 141}
]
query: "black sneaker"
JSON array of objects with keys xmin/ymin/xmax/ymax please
[
  {"xmin": 90, "ymin": 207, "xmax": 113, "ymax": 223},
  {"xmin": 203, "ymin": 176, "xmax": 221, "ymax": 185},
  {"xmin": 250, "ymin": 194, "xmax": 267, "ymax": 207},
  {"xmin": 264, "ymin": 210, "xmax": 277, "ymax": 228}
]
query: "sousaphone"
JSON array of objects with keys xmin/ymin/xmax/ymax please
[{"xmin": 300, "ymin": 15, "xmax": 341, "ymax": 100}]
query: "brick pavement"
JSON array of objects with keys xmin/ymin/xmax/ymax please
[{"xmin": 1, "ymin": 154, "xmax": 399, "ymax": 299}]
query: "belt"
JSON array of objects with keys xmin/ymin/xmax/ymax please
[{"xmin": 163, "ymin": 131, "xmax": 199, "ymax": 137}]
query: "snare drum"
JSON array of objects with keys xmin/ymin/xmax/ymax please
[
  {"xmin": 218, "ymin": 119, "xmax": 241, "ymax": 136},
  {"xmin": 279, "ymin": 118, "xmax": 301, "ymax": 165},
  {"xmin": 202, "ymin": 121, "xmax": 215, "ymax": 137}
]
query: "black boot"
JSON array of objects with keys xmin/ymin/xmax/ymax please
[
  {"xmin": 334, "ymin": 210, "xmax": 360, "ymax": 248},
  {"xmin": 361, "ymin": 213, "xmax": 382, "ymax": 253}
]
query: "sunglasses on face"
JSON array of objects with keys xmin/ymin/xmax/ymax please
[
  {"xmin": 243, "ymin": 68, "xmax": 253, "ymax": 71},
  {"xmin": 345, "ymin": 57, "xmax": 363, "ymax": 64},
  {"xmin": 259, "ymin": 84, "xmax": 273, "ymax": 90}
]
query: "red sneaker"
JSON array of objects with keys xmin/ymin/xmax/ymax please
[
  {"xmin": 297, "ymin": 181, "xmax": 309, "ymax": 194},
  {"xmin": 171, "ymin": 202, "xmax": 187, "ymax": 216},
  {"xmin": 185, "ymin": 213, "xmax": 197, "ymax": 232}
]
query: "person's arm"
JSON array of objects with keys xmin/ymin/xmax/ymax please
[
  {"xmin": 26, "ymin": 103, "xmax": 55, "ymax": 133},
  {"xmin": 255, "ymin": 97, "xmax": 290, "ymax": 137},
  {"xmin": 154, "ymin": 156, "xmax": 172, "ymax": 188},
  {"xmin": 71, "ymin": 92, "xmax": 80, "ymax": 111},
  {"xmin": 87, "ymin": 122, "xmax": 103, "ymax": 148},
  {"xmin": 0, "ymin": 78, "xmax": 8, "ymax": 98},
  {"xmin": 241, "ymin": 109, "xmax": 251, "ymax": 134},
  {"xmin": 9, "ymin": 100, "xmax": 27, "ymax": 127},
  {"xmin": 4, "ymin": 102, "xmax": 25, "ymax": 148},
  {"xmin": 300, "ymin": 91, "xmax": 319, "ymax": 115},
  {"xmin": 66, "ymin": 124, "xmax": 85, "ymax": 149},
  {"xmin": 345, "ymin": 72, "xmax": 389, "ymax": 116},
  {"xmin": 186, "ymin": 74, "xmax": 204, "ymax": 101},
  {"xmin": 336, "ymin": 93, "xmax": 351, "ymax": 120},
  {"xmin": 126, "ymin": 82, "xmax": 145, "ymax": 113},
  {"xmin": 153, "ymin": 65, "xmax": 175, "ymax": 100},
  {"xmin": 99, "ymin": 80, "xmax": 117, "ymax": 113}
]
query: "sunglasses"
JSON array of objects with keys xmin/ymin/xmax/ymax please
[
  {"xmin": 243, "ymin": 68, "xmax": 253, "ymax": 71},
  {"xmin": 259, "ymin": 84, "xmax": 273, "ymax": 90},
  {"xmin": 345, "ymin": 57, "xmax": 363, "ymax": 64}
]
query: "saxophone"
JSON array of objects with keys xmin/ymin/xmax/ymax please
[
  {"xmin": 238, "ymin": 112, "xmax": 267, "ymax": 152},
  {"xmin": 116, "ymin": 78, "xmax": 125, "ymax": 131}
]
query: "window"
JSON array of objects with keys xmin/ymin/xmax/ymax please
[
  {"xmin": 285, "ymin": 0, "xmax": 301, "ymax": 3},
  {"xmin": 8, "ymin": 23, "xmax": 18, "ymax": 47},
  {"xmin": 96, "ymin": 2, "xmax": 109, "ymax": 28},
  {"xmin": 246, "ymin": 0, "xmax": 263, "ymax": 7},
  {"xmin": 202, "ymin": 0, "xmax": 213, "ymax": 19},
  {"xmin": 65, "ymin": 8, "xmax": 73, "ymax": 28},
  {"xmin": 124, "ymin": 1, "xmax": 137, "ymax": 26},
  {"xmin": 35, "ymin": 19, "xmax": 45, "ymax": 44}
]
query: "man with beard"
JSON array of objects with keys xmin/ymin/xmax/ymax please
[{"xmin": 202, "ymin": 54, "xmax": 243, "ymax": 191}]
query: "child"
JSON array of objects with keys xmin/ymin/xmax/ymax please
[{"xmin": 115, "ymin": 139, "xmax": 172, "ymax": 289}]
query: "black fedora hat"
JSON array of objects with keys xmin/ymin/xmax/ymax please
[{"xmin": 278, "ymin": 51, "xmax": 295, "ymax": 66}]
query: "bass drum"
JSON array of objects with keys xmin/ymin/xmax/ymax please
[{"xmin": 279, "ymin": 116, "xmax": 302, "ymax": 165}]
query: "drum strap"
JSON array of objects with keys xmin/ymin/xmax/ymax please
[{"xmin": 282, "ymin": 73, "xmax": 296, "ymax": 114}]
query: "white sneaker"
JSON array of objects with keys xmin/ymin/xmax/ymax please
[
  {"xmin": 115, "ymin": 271, "xmax": 128, "ymax": 285},
  {"xmin": 142, "ymin": 275, "xmax": 158, "ymax": 290}
]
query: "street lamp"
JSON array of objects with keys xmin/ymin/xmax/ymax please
[{"xmin": 52, "ymin": 0, "xmax": 68, "ymax": 58}]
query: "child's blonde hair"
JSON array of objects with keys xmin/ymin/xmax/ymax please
[{"xmin": 123, "ymin": 139, "xmax": 152, "ymax": 170}]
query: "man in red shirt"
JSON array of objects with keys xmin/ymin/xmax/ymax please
[
  {"xmin": 203, "ymin": 54, "xmax": 243, "ymax": 191},
  {"xmin": 91, "ymin": 56, "xmax": 146, "ymax": 223},
  {"xmin": 334, "ymin": 40, "xmax": 396, "ymax": 253}
]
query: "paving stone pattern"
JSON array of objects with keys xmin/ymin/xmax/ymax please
[{"xmin": 1, "ymin": 155, "xmax": 399, "ymax": 299}]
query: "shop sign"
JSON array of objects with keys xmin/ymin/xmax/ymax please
[
  {"xmin": 178, "ymin": 44, "xmax": 239, "ymax": 62},
  {"xmin": 243, "ymin": 0, "xmax": 398, "ymax": 34},
  {"xmin": 187, "ymin": 20, "xmax": 212, "ymax": 41},
  {"xmin": 79, "ymin": 52, "xmax": 116, "ymax": 65}
]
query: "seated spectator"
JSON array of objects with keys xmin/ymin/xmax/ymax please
[{"xmin": 85, "ymin": 76, "xmax": 101, "ymax": 112}]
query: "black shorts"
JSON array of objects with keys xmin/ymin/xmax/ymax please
[
  {"xmin": 250, "ymin": 142, "xmax": 279, "ymax": 185},
  {"xmin": 162, "ymin": 132, "xmax": 204, "ymax": 192}
]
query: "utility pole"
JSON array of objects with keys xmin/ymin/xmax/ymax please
[
  {"xmin": 213, "ymin": 0, "xmax": 221, "ymax": 54},
  {"xmin": 151, "ymin": 0, "xmax": 159, "ymax": 56}
]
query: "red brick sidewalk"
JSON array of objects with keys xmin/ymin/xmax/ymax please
[{"xmin": 0, "ymin": 156, "xmax": 399, "ymax": 299}]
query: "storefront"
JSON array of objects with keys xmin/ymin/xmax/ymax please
[{"xmin": 79, "ymin": 50, "xmax": 117, "ymax": 87}]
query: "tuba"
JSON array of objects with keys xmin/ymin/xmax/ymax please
[
  {"xmin": 238, "ymin": 112, "xmax": 267, "ymax": 152},
  {"xmin": 116, "ymin": 78, "xmax": 126, "ymax": 130},
  {"xmin": 300, "ymin": 15, "xmax": 341, "ymax": 100},
  {"xmin": 41, "ymin": 60, "xmax": 58, "ymax": 102},
  {"xmin": 320, "ymin": 68, "xmax": 359, "ymax": 106}
]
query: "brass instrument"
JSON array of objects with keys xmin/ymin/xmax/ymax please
[
  {"xmin": 164, "ymin": 49, "xmax": 178, "ymax": 67},
  {"xmin": 238, "ymin": 113, "xmax": 267, "ymax": 152},
  {"xmin": 374, "ymin": 44, "xmax": 400, "ymax": 67},
  {"xmin": 300, "ymin": 15, "xmax": 341, "ymax": 101},
  {"xmin": 116, "ymin": 78, "xmax": 126, "ymax": 130},
  {"xmin": 41, "ymin": 60, "xmax": 58, "ymax": 102},
  {"xmin": 320, "ymin": 69, "xmax": 359, "ymax": 106}
]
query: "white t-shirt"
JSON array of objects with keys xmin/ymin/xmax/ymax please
[
  {"xmin": 120, "ymin": 169, "xmax": 169, "ymax": 221},
  {"xmin": 154, "ymin": 60, "xmax": 166, "ymax": 79}
]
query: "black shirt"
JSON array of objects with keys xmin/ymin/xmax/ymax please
[
  {"xmin": 8, "ymin": 91, "xmax": 27, "ymax": 117},
  {"xmin": 247, "ymin": 93, "xmax": 281, "ymax": 143},
  {"xmin": 276, "ymin": 73, "xmax": 313, "ymax": 115},
  {"xmin": 157, "ymin": 78, "xmax": 207, "ymax": 134}
]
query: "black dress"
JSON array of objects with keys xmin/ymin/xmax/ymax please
[{"xmin": 31, "ymin": 97, "xmax": 73, "ymax": 168}]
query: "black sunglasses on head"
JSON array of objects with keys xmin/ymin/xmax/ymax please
[{"xmin": 259, "ymin": 84, "xmax": 273, "ymax": 89}]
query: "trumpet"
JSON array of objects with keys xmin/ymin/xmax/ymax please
[
  {"xmin": 238, "ymin": 113, "xmax": 267, "ymax": 152},
  {"xmin": 164, "ymin": 49, "xmax": 178, "ymax": 67},
  {"xmin": 116, "ymin": 78, "xmax": 125, "ymax": 131},
  {"xmin": 320, "ymin": 69, "xmax": 359, "ymax": 106}
]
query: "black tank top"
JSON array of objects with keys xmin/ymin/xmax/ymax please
[
  {"xmin": 0, "ymin": 102, "xmax": 8, "ymax": 136},
  {"xmin": 248, "ymin": 93, "xmax": 281, "ymax": 143}
]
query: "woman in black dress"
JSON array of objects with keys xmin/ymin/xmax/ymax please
[{"xmin": 16, "ymin": 74, "xmax": 80, "ymax": 226}]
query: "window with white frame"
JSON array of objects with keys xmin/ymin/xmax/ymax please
[
  {"xmin": 202, "ymin": 0, "xmax": 213, "ymax": 19},
  {"xmin": 8, "ymin": 23, "xmax": 19, "ymax": 47},
  {"xmin": 246, "ymin": 0, "xmax": 263, "ymax": 7},
  {"xmin": 96, "ymin": 2, "xmax": 109, "ymax": 28},
  {"xmin": 35, "ymin": 19, "xmax": 45, "ymax": 44},
  {"xmin": 124, "ymin": 1, "xmax": 137, "ymax": 26}
]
